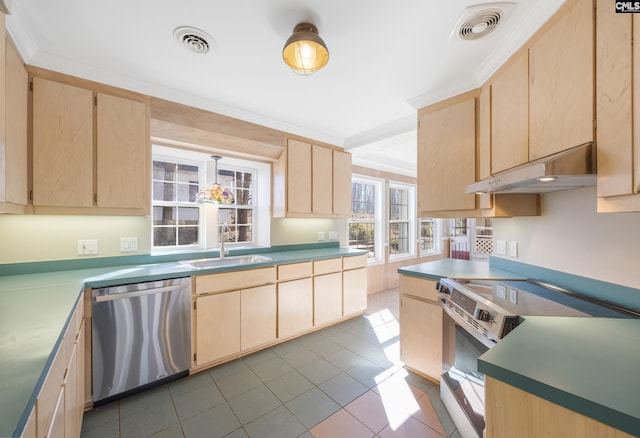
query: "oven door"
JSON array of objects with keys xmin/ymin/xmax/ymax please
[{"xmin": 441, "ymin": 309, "xmax": 491, "ymax": 438}]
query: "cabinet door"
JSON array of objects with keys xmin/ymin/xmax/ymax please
[
  {"xmin": 596, "ymin": 1, "xmax": 633, "ymax": 198},
  {"xmin": 314, "ymin": 272, "xmax": 343, "ymax": 326},
  {"xmin": 278, "ymin": 278, "xmax": 313, "ymax": 338},
  {"xmin": 241, "ymin": 284, "xmax": 276, "ymax": 350},
  {"xmin": 529, "ymin": 0, "xmax": 594, "ymax": 160},
  {"xmin": 195, "ymin": 291, "xmax": 240, "ymax": 365},
  {"xmin": 4, "ymin": 39, "xmax": 28, "ymax": 206},
  {"xmin": 492, "ymin": 50, "xmax": 529, "ymax": 173},
  {"xmin": 333, "ymin": 149, "xmax": 352, "ymax": 217},
  {"xmin": 96, "ymin": 93, "xmax": 149, "ymax": 209},
  {"xmin": 287, "ymin": 139, "xmax": 312, "ymax": 215},
  {"xmin": 399, "ymin": 295, "xmax": 442, "ymax": 382},
  {"xmin": 32, "ymin": 77, "xmax": 93, "ymax": 207},
  {"xmin": 46, "ymin": 386, "xmax": 65, "ymax": 438},
  {"xmin": 417, "ymin": 97, "xmax": 476, "ymax": 213},
  {"xmin": 312, "ymin": 144, "xmax": 333, "ymax": 215},
  {"xmin": 63, "ymin": 340, "xmax": 79, "ymax": 438},
  {"xmin": 343, "ymin": 268, "xmax": 367, "ymax": 316},
  {"xmin": 0, "ymin": 14, "xmax": 5, "ymax": 204}
]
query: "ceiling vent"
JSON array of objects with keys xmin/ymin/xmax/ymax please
[
  {"xmin": 451, "ymin": 3, "xmax": 515, "ymax": 41},
  {"xmin": 174, "ymin": 26, "xmax": 216, "ymax": 54}
]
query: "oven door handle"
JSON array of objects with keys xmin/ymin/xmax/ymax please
[{"xmin": 441, "ymin": 300, "xmax": 498, "ymax": 349}]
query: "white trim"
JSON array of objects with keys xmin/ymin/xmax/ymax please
[
  {"xmin": 388, "ymin": 181, "xmax": 416, "ymax": 261},
  {"xmin": 349, "ymin": 174, "xmax": 385, "ymax": 265}
]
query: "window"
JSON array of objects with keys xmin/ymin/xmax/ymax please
[
  {"xmin": 388, "ymin": 182, "xmax": 415, "ymax": 259},
  {"xmin": 419, "ymin": 218, "xmax": 439, "ymax": 254},
  {"xmin": 152, "ymin": 160, "xmax": 202, "ymax": 248},
  {"xmin": 151, "ymin": 146, "xmax": 270, "ymax": 251},
  {"xmin": 217, "ymin": 167, "xmax": 254, "ymax": 244},
  {"xmin": 348, "ymin": 176, "xmax": 383, "ymax": 263}
]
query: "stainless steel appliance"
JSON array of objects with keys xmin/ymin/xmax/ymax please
[
  {"xmin": 92, "ymin": 277, "xmax": 191, "ymax": 406},
  {"xmin": 438, "ymin": 278, "xmax": 637, "ymax": 438}
]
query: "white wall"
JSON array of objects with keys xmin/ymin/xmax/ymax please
[
  {"xmin": 493, "ymin": 187, "xmax": 640, "ymax": 289},
  {"xmin": 271, "ymin": 218, "xmax": 347, "ymax": 246},
  {"xmin": 0, "ymin": 215, "xmax": 151, "ymax": 263}
]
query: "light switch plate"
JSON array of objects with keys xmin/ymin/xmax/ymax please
[
  {"xmin": 496, "ymin": 240, "xmax": 506, "ymax": 255},
  {"xmin": 77, "ymin": 240, "xmax": 98, "ymax": 256},
  {"xmin": 509, "ymin": 288, "xmax": 518, "ymax": 304},
  {"xmin": 317, "ymin": 231, "xmax": 325, "ymax": 241},
  {"xmin": 120, "ymin": 237, "xmax": 138, "ymax": 252},
  {"xmin": 509, "ymin": 241, "xmax": 518, "ymax": 258},
  {"xmin": 328, "ymin": 231, "xmax": 338, "ymax": 240}
]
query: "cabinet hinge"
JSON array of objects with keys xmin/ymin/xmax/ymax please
[
  {"xmin": 94, "ymin": 193, "xmax": 98, "ymax": 203},
  {"xmin": 29, "ymin": 81, "xmax": 33, "ymax": 92},
  {"xmin": 29, "ymin": 190, "xmax": 33, "ymax": 201},
  {"xmin": 193, "ymin": 353, "xmax": 197, "ymax": 362},
  {"xmin": 193, "ymin": 301, "xmax": 197, "ymax": 310},
  {"xmin": 94, "ymin": 96, "xmax": 98, "ymax": 106}
]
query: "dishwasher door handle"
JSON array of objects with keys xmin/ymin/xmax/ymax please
[{"xmin": 94, "ymin": 284, "xmax": 187, "ymax": 303}]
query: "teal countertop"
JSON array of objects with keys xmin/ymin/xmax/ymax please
[
  {"xmin": 479, "ymin": 316, "xmax": 640, "ymax": 436},
  {"xmin": 398, "ymin": 258, "xmax": 525, "ymax": 281},
  {"xmin": 399, "ymin": 257, "xmax": 640, "ymax": 435},
  {"xmin": 0, "ymin": 245, "xmax": 365, "ymax": 437}
]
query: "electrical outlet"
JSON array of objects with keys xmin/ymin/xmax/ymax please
[
  {"xmin": 509, "ymin": 241, "xmax": 518, "ymax": 258},
  {"xmin": 120, "ymin": 237, "xmax": 138, "ymax": 252},
  {"xmin": 317, "ymin": 231, "xmax": 325, "ymax": 241},
  {"xmin": 77, "ymin": 240, "xmax": 98, "ymax": 256},
  {"xmin": 496, "ymin": 284, "xmax": 507, "ymax": 300},
  {"xmin": 496, "ymin": 240, "xmax": 506, "ymax": 255},
  {"xmin": 509, "ymin": 288, "xmax": 518, "ymax": 304}
]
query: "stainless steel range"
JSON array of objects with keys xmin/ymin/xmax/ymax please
[{"xmin": 437, "ymin": 277, "xmax": 637, "ymax": 438}]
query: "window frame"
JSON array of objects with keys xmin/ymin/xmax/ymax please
[
  {"xmin": 151, "ymin": 145, "xmax": 270, "ymax": 253},
  {"xmin": 388, "ymin": 181, "xmax": 416, "ymax": 261},
  {"xmin": 419, "ymin": 217, "xmax": 440, "ymax": 256},
  {"xmin": 151, "ymin": 154, "xmax": 205, "ymax": 251},
  {"xmin": 348, "ymin": 174, "xmax": 385, "ymax": 266},
  {"xmin": 215, "ymin": 164, "xmax": 257, "ymax": 246}
]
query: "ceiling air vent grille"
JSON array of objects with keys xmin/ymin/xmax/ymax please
[
  {"xmin": 174, "ymin": 26, "xmax": 216, "ymax": 54},
  {"xmin": 452, "ymin": 3, "xmax": 515, "ymax": 41}
]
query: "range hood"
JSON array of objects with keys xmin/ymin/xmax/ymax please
[{"xmin": 466, "ymin": 142, "xmax": 596, "ymax": 194}]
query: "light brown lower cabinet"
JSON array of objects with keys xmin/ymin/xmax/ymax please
[
  {"xmin": 195, "ymin": 291, "xmax": 241, "ymax": 366},
  {"xmin": 22, "ymin": 297, "xmax": 84, "ymax": 438},
  {"xmin": 278, "ymin": 277, "xmax": 313, "ymax": 338},
  {"xmin": 313, "ymin": 272, "xmax": 343, "ymax": 326},
  {"xmin": 484, "ymin": 377, "xmax": 634, "ymax": 438},
  {"xmin": 343, "ymin": 267, "xmax": 367, "ymax": 316},
  {"xmin": 240, "ymin": 284, "xmax": 277, "ymax": 351},
  {"xmin": 399, "ymin": 275, "xmax": 442, "ymax": 382}
]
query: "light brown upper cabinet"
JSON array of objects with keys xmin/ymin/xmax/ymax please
[
  {"xmin": 595, "ymin": 0, "xmax": 640, "ymax": 212},
  {"xmin": 491, "ymin": 50, "xmax": 529, "ymax": 173},
  {"xmin": 31, "ymin": 73, "xmax": 150, "ymax": 215},
  {"xmin": 418, "ymin": 95, "xmax": 477, "ymax": 214},
  {"xmin": 273, "ymin": 137, "xmax": 351, "ymax": 218},
  {"xmin": 1, "ymin": 35, "xmax": 28, "ymax": 213},
  {"xmin": 32, "ymin": 77, "xmax": 94, "ymax": 208},
  {"xmin": 528, "ymin": 0, "xmax": 594, "ymax": 161},
  {"xmin": 418, "ymin": 92, "xmax": 540, "ymax": 218}
]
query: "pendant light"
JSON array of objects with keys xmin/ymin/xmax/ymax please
[
  {"xmin": 197, "ymin": 156, "xmax": 235, "ymax": 204},
  {"xmin": 282, "ymin": 22, "xmax": 329, "ymax": 76}
]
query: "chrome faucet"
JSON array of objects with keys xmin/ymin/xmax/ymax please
[{"xmin": 220, "ymin": 222, "xmax": 230, "ymax": 259}]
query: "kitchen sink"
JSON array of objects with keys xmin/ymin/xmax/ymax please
[{"xmin": 181, "ymin": 254, "xmax": 273, "ymax": 269}]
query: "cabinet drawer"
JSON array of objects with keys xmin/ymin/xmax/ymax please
[
  {"xmin": 313, "ymin": 258, "xmax": 342, "ymax": 276},
  {"xmin": 36, "ymin": 343, "xmax": 66, "ymax": 438},
  {"xmin": 278, "ymin": 262, "xmax": 312, "ymax": 282},
  {"xmin": 399, "ymin": 275, "xmax": 438, "ymax": 302},
  {"xmin": 195, "ymin": 267, "xmax": 276, "ymax": 295},
  {"xmin": 343, "ymin": 254, "xmax": 367, "ymax": 270}
]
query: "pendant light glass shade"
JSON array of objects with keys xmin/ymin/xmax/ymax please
[
  {"xmin": 197, "ymin": 156, "xmax": 235, "ymax": 204},
  {"xmin": 282, "ymin": 23, "xmax": 329, "ymax": 76}
]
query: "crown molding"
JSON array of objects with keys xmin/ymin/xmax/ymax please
[
  {"xmin": 5, "ymin": 1, "xmax": 38, "ymax": 62},
  {"xmin": 344, "ymin": 115, "xmax": 416, "ymax": 150},
  {"xmin": 352, "ymin": 154, "xmax": 416, "ymax": 178}
]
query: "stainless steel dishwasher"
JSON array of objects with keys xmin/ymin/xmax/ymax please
[{"xmin": 92, "ymin": 277, "xmax": 191, "ymax": 406}]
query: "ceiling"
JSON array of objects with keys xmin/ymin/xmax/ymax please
[{"xmin": 6, "ymin": 0, "xmax": 565, "ymax": 177}]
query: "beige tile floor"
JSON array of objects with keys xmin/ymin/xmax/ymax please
[{"xmin": 81, "ymin": 289, "xmax": 460, "ymax": 438}]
